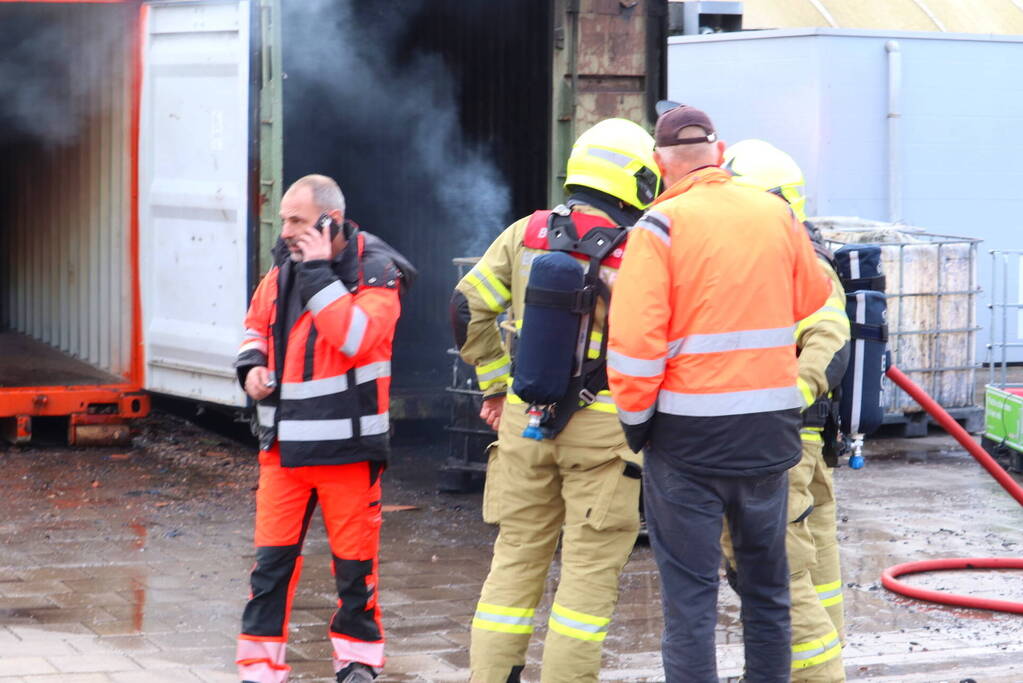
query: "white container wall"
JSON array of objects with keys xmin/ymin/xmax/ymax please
[
  {"xmin": 0, "ymin": 3, "xmax": 134, "ymax": 379},
  {"xmin": 667, "ymin": 28, "xmax": 1023, "ymax": 362}
]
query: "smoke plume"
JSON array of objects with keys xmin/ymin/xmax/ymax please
[
  {"xmin": 282, "ymin": 0, "xmax": 520, "ymax": 387},
  {"xmin": 0, "ymin": 5, "xmax": 124, "ymax": 148}
]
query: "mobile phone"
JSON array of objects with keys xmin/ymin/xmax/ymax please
[{"xmin": 317, "ymin": 213, "xmax": 341, "ymax": 240}]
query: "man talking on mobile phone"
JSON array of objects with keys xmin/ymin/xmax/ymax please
[{"xmin": 233, "ymin": 174, "xmax": 415, "ymax": 683}]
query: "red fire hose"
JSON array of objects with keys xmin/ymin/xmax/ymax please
[{"xmin": 880, "ymin": 365, "xmax": 1023, "ymax": 614}]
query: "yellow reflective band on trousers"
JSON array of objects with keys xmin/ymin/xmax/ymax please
[
  {"xmin": 547, "ymin": 603, "xmax": 610, "ymax": 642},
  {"xmin": 800, "ymin": 427, "xmax": 823, "ymax": 443},
  {"xmin": 466, "ymin": 264, "xmax": 512, "ymax": 312},
  {"xmin": 472, "ymin": 602, "xmax": 535, "ymax": 635},
  {"xmin": 792, "ymin": 629, "xmax": 842, "ymax": 669},
  {"xmin": 815, "ymin": 579, "xmax": 844, "ymax": 607},
  {"xmin": 476, "ymin": 355, "xmax": 511, "ymax": 391}
]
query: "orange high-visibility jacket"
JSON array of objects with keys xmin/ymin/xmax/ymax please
[
  {"xmin": 235, "ymin": 232, "xmax": 405, "ymax": 468},
  {"xmin": 607, "ymin": 167, "xmax": 831, "ymax": 475}
]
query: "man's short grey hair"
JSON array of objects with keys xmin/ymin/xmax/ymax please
[{"xmin": 287, "ymin": 174, "xmax": 346, "ymax": 215}]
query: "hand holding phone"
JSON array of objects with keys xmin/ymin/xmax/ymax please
[
  {"xmin": 294, "ymin": 213, "xmax": 338, "ymax": 262},
  {"xmin": 317, "ymin": 213, "xmax": 341, "ymax": 240}
]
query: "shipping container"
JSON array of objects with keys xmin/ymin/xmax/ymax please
[{"xmin": 0, "ymin": 0, "xmax": 667, "ymax": 442}]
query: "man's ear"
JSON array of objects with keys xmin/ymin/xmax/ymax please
[
  {"xmin": 653, "ymin": 148, "xmax": 667, "ymax": 176},
  {"xmin": 329, "ymin": 209, "xmax": 344, "ymax": 224},
  {"xmin": 714, "ymin": 140, "xmax": 727, "ymax": 165}
]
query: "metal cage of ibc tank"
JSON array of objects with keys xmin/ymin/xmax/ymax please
[{"xmin": 821, "ymin": 223, "xmax": 983, "ymax": 437}]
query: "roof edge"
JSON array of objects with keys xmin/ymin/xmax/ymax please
[{"xmin": 667, "ymin": 27, "xmax": 1023, "ymax": 45}]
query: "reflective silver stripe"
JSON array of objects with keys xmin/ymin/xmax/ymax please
[
  {"xmin": 850, "ymin": 292, "xmax": 866, "ymax": 433},
  {"xmin": 618, "ymin": 404, "xmax": 656, "ymax": 425},
  {"xmin": 467, "ymin": 266, "xmax": 511, "ymax": 309},
  {"xmin": 587, "ymin": 146, "xmax": 632, "ymax": 168},
  {"xmin": 360, "ymin": 412, "xmax": 389, "ymax": 436},
  {"xmin": 658, "ymin": 386, "xmax": 802, "ymax": 417},
  {"xmin": 607, "ymin": 350, "xmax": 665, "ymax": 378},
  {"xmin": 632, "ymin": 210, "xmax": 671, "ymax": 247},
  {"xmin": 257, "ymin": 405, "xmax": 276, "ymax": 427},
  {"xmin": 667, "ymin": 336, "xmax": 686, "ymax": 358},
  {"xmin": 307, "ymin": 280, "xmax": 349, "ymax": 316},
  {"xmin": 594, "ymin": 393, "xmax": 615, "ymax": 404},
  {"xmin": 477, "ymin": 362, "xmax": 511, "ymax": 383},
  {"xmin": 670, "ymin": 326, "xmax": 795, "ymax": 356},
  {"xmin": 816, "ymin": 585, "xmax": 842, "ymax": 601},
  {"xmin": 244, "ymin": 328, "xmax": 266, "ymax": 339},
  {"xmin": 355, "ymin": 361, "xmax": 391, "ymax": 384},
  {"xmin": 474, "ymin": 610, "xmax": 532, "ymax": 626},
  {"xmin": 239, "ymin": 339, "xmax": 268, "ymax": 354},
  {"xmin": 278, "ymin": 418, "xmax": 353, "ymax": 441},
  {"xmin": 549, "ymin": 611, "xmax": 607, "ymax": 634},
  {"xmin": 341, "ymin": 306, "xmax": 369, "ymax": 356},
  {"xmin": 281, "ymin": 374, "xmax": 348, "ymax": 400},
  {"xmin": 792, "ymin": 635, "xmax": 841, "ymax": 662}
]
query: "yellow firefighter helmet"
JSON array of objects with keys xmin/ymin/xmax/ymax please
[
  {"xmin": 565, "ymin": 118, "xmax": 662, "ymax": 210},
  {"xmin": 723, "ymin": 139, "xmax": 808, "ymax": 222}
]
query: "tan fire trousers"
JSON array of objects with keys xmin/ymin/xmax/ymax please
[
  {"xmin": 469, "ymin": 405, "xmax": 641, "ymax": 683},
  {"xmin": 724, "ymin": 433, "xmax": 845, "ymax": 682}
]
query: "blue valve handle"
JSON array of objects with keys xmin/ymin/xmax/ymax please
[{"xmin": 522, "ymin": 406, "xmax": 545, "ymax": 441}]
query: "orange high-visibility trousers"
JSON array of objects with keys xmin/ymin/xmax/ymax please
[{"xmin": 236, "ymin": 446, "xmax": 385, "ymax": 683}]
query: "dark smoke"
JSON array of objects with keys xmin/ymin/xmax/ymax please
[
  {"xmin": 0, "ymin": 6, "xmax": 123, "ymax": 148},
  {"xmin": 282, "ymin": 0, "xmax": 522, "ymax": 388},
  {"xmin": 281, "ymin": 0, "xmax": 512, "ymax": 256}
]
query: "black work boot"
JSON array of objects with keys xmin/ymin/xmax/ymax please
[{"xmin": 336, "ymin": 662, "xmax": 377, "ymax": 683}]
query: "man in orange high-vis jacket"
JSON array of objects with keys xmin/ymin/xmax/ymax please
[
  {"xmin": 607, "ymin": 104, "xmax": 831, "ymax": 683},
  {"xmin": 234, "ymin": 174, "xmax": 413, "ymax": 683}
]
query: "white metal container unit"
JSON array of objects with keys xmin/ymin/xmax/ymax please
[
  {"xmin": 665, "ymin": 28, "xmax": 1023, "ymax": 363},
  {"xmin": 0, "ymin": 0, "xmax": 254, "ymax": 442}
]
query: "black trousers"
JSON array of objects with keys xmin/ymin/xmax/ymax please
[{"xmin": 644, "ymin": 448, "xmax": 791, "ymax": 683}]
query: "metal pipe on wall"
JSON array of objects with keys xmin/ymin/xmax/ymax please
[{"xmin": 885, "ymin": 40, "xmax": 902, "ymax": 224}]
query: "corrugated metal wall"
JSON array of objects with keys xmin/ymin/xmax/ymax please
[{"xmin": 0, "ymin": 4, "xmax": 134, "ymax": 379}]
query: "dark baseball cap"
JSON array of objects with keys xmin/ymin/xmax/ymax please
[{"xmin": 654, "ymin": 100, "xmax": 717, "ymax": 147}]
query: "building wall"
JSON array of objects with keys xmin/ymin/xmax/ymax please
[{"xmin": 667, "ymin": 29, "xmax": 1023, "ymax": 361}]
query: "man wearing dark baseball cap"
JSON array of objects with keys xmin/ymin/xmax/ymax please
[
  {"xmin": 654, "ymin": 100, "xmax": 719, "ymax": 147},
  {"xmin": 608, "ymin": 101, "xmax": 830, "ymax": 682}
]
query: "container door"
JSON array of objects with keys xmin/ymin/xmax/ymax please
[
  {"xmin": 139, "ymin": 0, "xmax": 252, "ymax": 406},
  {"xmin": 549, "ymin": 0, "xmax": 668, "ymax": 204}
]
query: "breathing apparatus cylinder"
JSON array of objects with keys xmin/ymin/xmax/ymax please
[
  {"xmin": 834, "ymin": 244, "xmax": 888, "ymax": 462},
  {"xmin": 514, "ymin": 251, "xmax": 586, "ymax": 439}
]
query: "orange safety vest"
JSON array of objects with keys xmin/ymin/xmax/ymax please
[
  {"xmin": 236, "ymin": 231, "xmax": 406, "ymax": 467},
  {"xmin": 607, "ymin": 167, "xmax": 831, "ymax": 475}
]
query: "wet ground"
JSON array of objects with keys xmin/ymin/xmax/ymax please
[{"xmin": 0, "ymin": 403, "xmax": 1021, "ymax": 682}]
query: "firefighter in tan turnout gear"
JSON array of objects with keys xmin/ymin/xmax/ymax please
[
  {"xmin": 722, "ymin": 140, "xmax": 851, "ymax": 681},
  {"xmin": 450, "ymin": 119, "xmax": 662, "ymax": 682}
]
